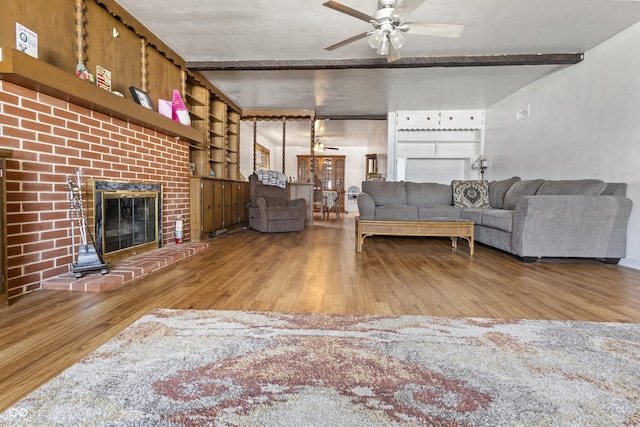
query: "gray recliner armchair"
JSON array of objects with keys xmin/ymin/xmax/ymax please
[{"xmin": 248, "ymin": 173, "xmax": 305, "ymax": 232}]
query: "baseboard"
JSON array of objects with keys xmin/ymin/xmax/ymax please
[{"xmin": 619, "ymin": 257, "xmax": 640, "ymax": 270}]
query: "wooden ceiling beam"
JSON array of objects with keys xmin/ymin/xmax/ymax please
[
  {"xmin": 188, "ymin": 53, "xmax": 583, "ymax": 71},
  {"xmin": 241, "ymin": 109, "xmax": 315, "ymax": 121}
]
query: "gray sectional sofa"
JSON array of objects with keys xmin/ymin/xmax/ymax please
[{"xmin": 356, "ymin": 178, "xmax": 633, "ymax": 263}]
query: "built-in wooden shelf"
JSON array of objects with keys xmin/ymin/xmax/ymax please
[{"xmin": 0, "ymin": 47, "xmax": 204, "ymax": 146}]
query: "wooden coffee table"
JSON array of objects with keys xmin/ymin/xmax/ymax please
[{"xmin": 355, "ymin": 217, "xmax": 474, "ymax": 255}]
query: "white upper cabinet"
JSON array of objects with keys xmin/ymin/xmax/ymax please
[{"xmin": 397, "ymin": 110, "xmax": 484, "ymax": 130}]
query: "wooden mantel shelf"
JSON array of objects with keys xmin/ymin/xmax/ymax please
[{"xmin": 0, "ymin": 47, "xmax": 203, "ymax": 146}]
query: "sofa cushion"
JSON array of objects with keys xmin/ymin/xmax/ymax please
[
  {"xmin": 418, "ymin": 206, "xmax": 462, "ymax": 220},
  {"xmin": 503, "ymin": 179, "xmax": 545, "ymax": 210},
  {"xmin": 451, "ymin": 180, "xmax": 491, "ymax": 208},
  {"xmin": 460, "ymin": 208, "xmax": 488, "ymax": 225},
  {"xmin": 481, "ymin": 210, "xmax": 514, "ymax": 233},
  {"xmin": 362, "ymin": 181, "xmax": 407, "ymax": 206},
  {"xmin": 375, "ymin": 205, "xmax": 418, "ymax": 220},
  {"xmin": 488, "ymin": 176, "xmax": 521, "ymax": 208},
  {"xmin": 405, "ymin": 182, "xmax": 453, "ymax": 207},
  {"xmin": 602, "ymin": 183, "xmax": 627, "ymax": 197},
  {"xmin": 536, "ymin": 179, "xmax": 606, "ymax": 196}
]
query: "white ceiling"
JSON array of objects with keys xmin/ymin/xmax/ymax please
[{"xmin": 114, "ymin": 0, "xmax": 640, "ymax": 146}]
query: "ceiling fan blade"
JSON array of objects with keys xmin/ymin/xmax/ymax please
[
  {"xmin": 324, "ymin": 32, "xmax": 369, "ymax": 51},
  {"xmin": 394, "ymin": 0, "xmax": 427, "ymax": 19},
  {"xmin": 325, "ymin": 146, "xmax": 340, "ymax": 150},
  {"xmin": 404, "ymin": 23, "xmax": 465, "ymax": 38},
  {"xmin": 323, "ymin": 1, "xmax": 375, "ymax": 23},
  {"xmin": 387, "ymin": 45, "xmax": 403, "ymax": 63}
]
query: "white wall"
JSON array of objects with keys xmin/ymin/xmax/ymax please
[
  {"xmin": 240, "ymin": 121, "xmax": 372, "ymax": 211},
  {"xmin": 485, "ymin": 22, "xmax": 640, "ymax": 269},
  {"xmin": 239, "ymin": 121, "xmax": 278, "ymax": 177}
]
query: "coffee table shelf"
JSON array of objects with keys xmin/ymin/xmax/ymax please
[{"xmin": 355, "ymin": 217, "xmax": 474, "ymax": 255}]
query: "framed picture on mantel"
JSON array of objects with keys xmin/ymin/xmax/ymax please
[{"xmin": 129, "ymin": 86, "xmax": 155, "ymax": 111}]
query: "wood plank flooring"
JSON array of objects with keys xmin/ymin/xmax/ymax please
[{"xmin": 1, "ymin": 213, "xmax": 640, "ymax": 412}]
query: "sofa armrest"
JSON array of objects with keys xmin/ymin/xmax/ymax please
[
  {"xmin": 287, "ymin": 198, "xmax": 306, "ymax": 209},
  {"xmin": 511, "ymin": 195, "xmax": 632, "ymax": 258},
  {"xmin": 357, "ymin": 193, "xmax": 376, "ymax": 220}
]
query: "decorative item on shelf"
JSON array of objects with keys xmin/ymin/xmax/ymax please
[
  {"xmin": 95, "ymin": 65, "xmax": 111, "ymax": 91},
  {"xmin": 129, "ymin": 86, "xmax": 154, "ymax": 110},
  {"xmin": 158, "ymin": 99, "xmax": 172, "ymax": 118},
  {"xmin": 171, "ymin": 89, "xmax": 191, "ymax": 126},
  {"xmin": 75, "ymin": 63, "xmax": 94, "ymax": 83},
  {"xmin": 16, "ymin": 22, "xmax": 38, "ymax": 58},
  {"xmin": 209, "ymin": 169, "xmax": 215, "ymax": 177},
  {"xmin": 472, "ymin": 155, "xmax": 489, "ymax": 179}
]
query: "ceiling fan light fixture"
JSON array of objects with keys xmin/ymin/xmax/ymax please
[
  {"xmin": 389, "ymin": 29, "xmax": 405, "ymax": 49},
  {"xmin": 376, "ymin": 36, "xmax": 390, "ymax": 55},
  {"xmin": 367, "ymin": 29, "xmax": 384, "ymax": 49}
]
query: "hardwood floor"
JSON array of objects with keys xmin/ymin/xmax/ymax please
[{"xmin": 1, "ymin": 213, "xmax": 640, "ymax": 412}]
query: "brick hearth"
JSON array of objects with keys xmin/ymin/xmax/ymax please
[{"xmin": 41, "ymin": 242, "xmax": 210, "ymax": 292}]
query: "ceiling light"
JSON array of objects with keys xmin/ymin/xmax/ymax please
[
  {"xmin": 368, "ymin": 30, "xmax": 384, "ymax": 49},
  {"xmin": 376, "ymin": 36, "xmax": 390, "ymax": 56},
  {"xmin": 389, "ymin": 29, "xmax": 405, "ymax": 50}
]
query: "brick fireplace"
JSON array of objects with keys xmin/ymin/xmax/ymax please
[{"xmin": 0, "ymin": 80, "xmax": 191, "ymax": 301}]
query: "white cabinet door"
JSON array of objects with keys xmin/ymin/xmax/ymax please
[
  {"xmin": 396, "ymin": 111, "xmax": 421, "ymax": 128},
  {"xmin": 441, "ymin": 110, "xmax": 484, "ymax": 128},
  {"xmin": 418, "ymin": 110, "xmax": 441, "ymax": 128}
]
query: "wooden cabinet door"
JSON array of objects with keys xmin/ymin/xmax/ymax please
[
  {"xmin": 223, "ymin": 182, "xmax": 233, "ymax": 228},
  {"xmin": 202, "ymin": 179, "xmax": 215, "ymax": 235},
  {"xmin": 238, "ymin": 182, "xmax": 249, "ymax": 223},
  {"xmin": 230, "ymin": 183, "xmax": 239, "ymax": 226},
  {"xmin": 213, "ymin": 180, "xmax": 224, "ymax": 231}
]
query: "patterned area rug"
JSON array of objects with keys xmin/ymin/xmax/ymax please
[{"xmin": 2, "ymin": 309, "xmax": 640, "ymax": 426}]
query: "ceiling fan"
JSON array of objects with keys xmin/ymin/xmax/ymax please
[
  {"xmin": 313, "ymin": 137, "xmax": 339, "ymax": 153},
  {"xmin": 323, "ymin": 0, "xmax": 464, "ymax": 62}
]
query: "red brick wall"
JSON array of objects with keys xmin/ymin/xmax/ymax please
[{"xmin": 0, "ymin": 81, "xmax": 192, "ymax": 300}]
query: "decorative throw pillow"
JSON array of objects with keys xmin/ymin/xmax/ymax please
[{"xmin": 451, "ymin": 180, "xmax": 491, "ymax": 208}]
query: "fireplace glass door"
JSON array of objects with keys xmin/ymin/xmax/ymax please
[{"xmin": 103, "ymin": 193, "xmax": 158, "ymax": 255}]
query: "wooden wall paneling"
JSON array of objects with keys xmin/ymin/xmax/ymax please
[
  {"xmin": 0, "ymin": 2, "xmax": 21, "ymax": 50},
  {"xmin": 94, "ymin": 0, "xmax": 186, "ymax": 70},
  {"xmin": 147, "ymin": 47, "xmax": 183, "ymax": 107},
  {"xmin": 84, "ymin": 1, "xmax": 142, "ymax": 98},
  {"xmin": 1, "ymin": 0, "xmax": 76, "ymax": 72}
]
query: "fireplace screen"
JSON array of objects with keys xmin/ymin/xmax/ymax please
[
  {"xmin": 104, "ymin": 193, "xmax": 157, "ymax": 254},
  {"xmin": 90, "ymin": 180, "xmax": 162, "ymax": 261}
]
